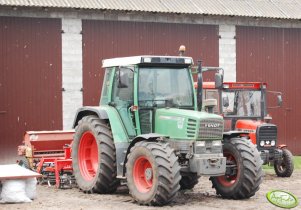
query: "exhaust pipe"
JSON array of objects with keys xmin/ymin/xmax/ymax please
[{"xmin": 197, "ymin": 60, "xmax": 203, "ymax": 111}]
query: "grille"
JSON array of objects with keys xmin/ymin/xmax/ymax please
[
  {"xmin": 186, "ymin": 118, "xmax": 197, "ymax": 138},
  {"xmin": 257, "ymin": 124, "xmax": 277, "ymax": 149},
  {"xmin": 198, "ymin": 118, "xmax": 223, "ymax": 140}
]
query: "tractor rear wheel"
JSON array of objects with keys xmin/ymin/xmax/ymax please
[
  {"xmin": 126, "ymin": 141, "xmax": 181, "ymax": 206},
  {"xmin": 180, "ymin": 173, "xmax": 199, "ymax": 190},
  {"xmin": 274, "ymin": 148, "xmax": 294, "ymax": 177},
  {"xmin": 210, "ymin": 138, "xmax": 263, "ymax": 199},
  {"xmin": 72, "ymin": 115, "xmax": 118, "ymax": 193}
]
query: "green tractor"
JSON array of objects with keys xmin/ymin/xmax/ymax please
[{"xmin": 71, "ymin": 56, "xmax": 263, "ymax": 205}]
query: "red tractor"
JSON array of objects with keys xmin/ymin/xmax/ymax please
[{"xmin": 201, "ymin": 67, "xmax": 294, "ymax": 177}]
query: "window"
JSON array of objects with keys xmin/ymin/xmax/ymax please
[
  {"xmin": 222, "ymin": 90, "xmax": 261, "ymax": 117},
  {"xmin": 138, "ymin": 67, "xmax": 193, "ymax": 108},
  {"xmin": 100, "ymin": 68, "xmax": 112, "ymax": 104},
  {"xmin": 112, "ymin": 67, "xmax": 134, "ymax": 104}
]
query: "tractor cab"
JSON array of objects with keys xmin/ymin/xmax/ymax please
[
  {"xmin": 101, "ymin": 56, "xmax": 225, "ymax": 143},
  {"xmin": 102, "ymin": 56, "xmax": 198, "ymax": 137},
  {"xmin": 204, "ymin": 82, "xmax": 268, "ymax": 126}
]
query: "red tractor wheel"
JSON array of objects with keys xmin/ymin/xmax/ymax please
[
  {"xmin": 78, "ymin": 131, "xmax": 99, "ymax": 181},
  {"xmin": 132, "ymin": 156, "xmax": 153, "ymax": 193},
  {"xmin": 210, "ymin": 138, "xmax": 263, "ymax": 199},
  {"xmin": 274, "ymin": 148, "xmax": 294, "ymax": 177},
  {"xmin": 126, "ymin": 141, "xmax": 181, "ymax": 206},
  {"xmin": 216, "ymin": 152, "xmax": 239, "ymax": 188},
  {"xmin": 72, "ymin": 115, "xmax": 118, "ymax": 193}
]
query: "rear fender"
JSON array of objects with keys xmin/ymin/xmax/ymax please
[
  {"xmin": 72, "ymin": 106, "xmax": 108, "ymax": 128},
  {"xmin": 72, "ymin": 106, "xmax": 128, "ymax": 143}
]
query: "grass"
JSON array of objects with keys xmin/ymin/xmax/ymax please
[{"xmin": 263, "ymin": 156, "xmax": 301, "ymax": 174}]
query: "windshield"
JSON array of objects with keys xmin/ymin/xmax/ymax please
[
  {"xmin": 138, "ymin": 67, "xmax": 194, "ymax": 108},
  {"xmin": 222, "ymin": 90, "xmax": 262, "ymax": 117}
]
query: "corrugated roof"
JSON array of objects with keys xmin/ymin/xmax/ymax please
[
  {"xmin": 1, "ymin": 0, "xmax": 301, "ymax": 20},
  {"xmin": 194, "ymin": 0, "xmax": 232, "ymax": 16},
  {"xmin": 272, "ymin": 0, "xmax": 301, "ymax": 19}
]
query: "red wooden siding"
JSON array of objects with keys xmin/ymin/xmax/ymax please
[
  {"xmin": 82, "ymin": 20, "xmax": 219, "ymax": 105},
  {"xmin": 237, "ymin": 26, "xmax": 301, "ymax": 155},
  {"xmin": 0, "ymin": 17, "xmax": 62, "ymax": 163}
]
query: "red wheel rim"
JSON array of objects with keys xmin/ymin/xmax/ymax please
[
  {"xmin": 133, "ymin": 156, "xmax": 153, "ymax": 193},
  {"xmin": 217, "ymin": 151, "xmax": 239, "ymax": 187},
  {"xmin": 78, "ymin": 131, "xmax": 99, "ymax": 181}
]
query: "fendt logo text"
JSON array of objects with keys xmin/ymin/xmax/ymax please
[{"xmin": 204, "ymin": 123, "xmax": 220, "ymax": 128}]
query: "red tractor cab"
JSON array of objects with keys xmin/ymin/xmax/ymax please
[{"xmin": 200, "ymin": 69, "xmax": 294, "ymax": 177}]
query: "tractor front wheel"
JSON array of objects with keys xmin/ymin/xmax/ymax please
[
  {"xmin": 210, "ymin": 138, "xmax": 263, "ymax": 199},
  {"xmin": 274, "ymin": 148, "xmax": 294, "ymax": 177},
  {"xmin": 72, "ymin": 115, "xmax": 118, "ymax": 193},
  {"xmin": 126, "ymin": 141, "xmax": 181, "ymax": 206}
]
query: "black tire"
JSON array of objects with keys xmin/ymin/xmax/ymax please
[
  {"xmin": 72, "ymin": 115, "xmax": 118, "ymax": 193},
  {"xmin": 126, "ymin": 141, "xmax": 181, "ymax": 206},
  {"xmin": 18, "ymin": 156, "xmax": 30, "ymax": 169},
  {"xmin": 210, "ymin": 138, "xmax": 263, "ymax": 199},
  {"xmin": 180, "ymin": 173, "xmax": 199, "ymax": 190},
  {"xmin": 274, "ymin": 148, "xmax": 294, "ymax": 177}
]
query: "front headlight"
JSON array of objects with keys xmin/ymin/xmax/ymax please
[
  {"xmin": 271, "ymin": 140, "xmax": 276, "ymax": 146},
  {"xmin": 260, "ymin": 141, "xmax": 265, "ymax": 147},
  {"xmin": 196, "ymin": 141, "xmax": 206, "ymax": 147},
  {"xmin": 212, "ymin": 140, "xmax": 222, "ymax": 147}
]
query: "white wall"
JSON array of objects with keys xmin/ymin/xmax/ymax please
[
  {"xmin": 62, "ymin": 18, "xmax": 83, "ymax": 129},
  {"xmin": 219, "ymin": 25, "xmax": 236, "ymax": 82}
]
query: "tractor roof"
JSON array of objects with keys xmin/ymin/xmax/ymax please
[
  {"xmin": 102, "ymin": 56, "xmax": 193, "ymax": 68},
  {"xmin": 201, "ymin": 82, "xmax": 267, "ymax": 89},
  {"xmin": 223, "ymin": 82, "xmax": 267, "ymax": 89}
]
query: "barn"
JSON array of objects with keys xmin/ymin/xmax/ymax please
[{"xmin": 0, "ymin": 0, "xmax": 301, "ymax": 163}]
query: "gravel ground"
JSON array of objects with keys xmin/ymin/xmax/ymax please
[{"xmin": 1, "ymin": 171, "xmax": 300, "ymax": 210}]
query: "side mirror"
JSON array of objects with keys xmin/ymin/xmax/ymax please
[
  {"xmin": 215, "ymin": 73, "xmax": 223, "ymax": 88},
  {"xmin": 277, "ymin": 94, "xmax": 283, "ymax": 107},
  {"xmin": 223, "ymin": 96, "xmax": 229, "ymax": 107},
  {"xmin": 117, "ymin": 69, "xmax": 128, "ymax": 88},
  {"xmin": 267, "ymin": 90, "xmax": 283, "ymax": 109},
  {"xmin": 203, "ymin": 99, "xmax": 217, "ymax": 113}
]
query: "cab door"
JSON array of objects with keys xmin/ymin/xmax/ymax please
[{"xmin": 111, "ymin": 66, "xmax": 136, "ymax": 137}]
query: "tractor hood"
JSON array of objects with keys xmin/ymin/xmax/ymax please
[
  {"xmin": 236, "ymin": 119, "xmax": 264, "ymax": 132},
  {"xmin": 235, "ymin": 119, "xmax": 264, "ymax": 145},
  {"xmin": 236, "ymin": 119, "xmax": 278, "ymax": 148},
  {"xmin": 154, "ymin": 108, "xmax": 223, "ymax": 140}
]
